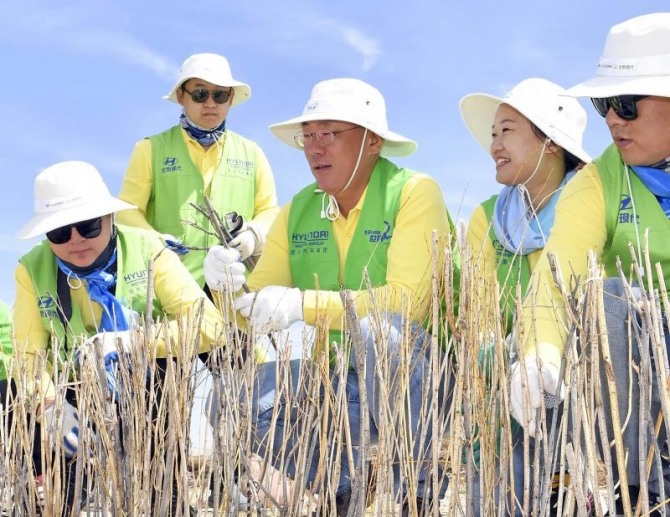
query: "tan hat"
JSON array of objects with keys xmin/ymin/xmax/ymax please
[
  {"xmin": 269, "ymin": 78, "xmax": 417, "ymax": 157},
  {"xmin": 460, "ymin": 78, "xmax": 591, "ymax": 164},
  {"xmin": 163, "ymin": 53, "xmax": 251, "ymax": 107},
  {"xmin": 568, "ymin": 13, "xmax": 670, "ymax": 98},
  {"xmin": 18, "ymin": 161, "xmax": 135, "ymax": 240}
]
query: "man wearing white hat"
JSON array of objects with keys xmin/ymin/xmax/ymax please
[
  {"xmin": 509, "ymin": 13, "xmax": 670, "ymax": 514},
  {"xmin": 117, "ymin": 52, "xmax": 279, "ymax": 289},
  {"xmin": 205, "ymin": 78, "xmax": 458, "ymax": 514},
  {"xmin": 13, "ymin": 160, "xmax": 226, "ymax": 515}
]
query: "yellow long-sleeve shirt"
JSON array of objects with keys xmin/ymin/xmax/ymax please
[
  {"xmin": 117, "ymin": 128, "xmax": 279, "ymax": 237},
  {"xmin": 247, "ymin": 173, "xmax": 453, "ymax": 328},
  {"xmin": 13, "ymin": 239, "xmax": 224, "ymax": 399},
  {"xmin": 519, "ymin": 163, "xmax": 607, "ymax": 367}
]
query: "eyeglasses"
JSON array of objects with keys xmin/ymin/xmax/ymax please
[
  {"xmin": 46, "ymin": 217, "xmax": 104, "ymax": 245},
  {"xmin": 182, "ymin": 86, "xmax": 232, "ymax": 104},
  {"xmin": 591, "ymin": 95, "xmax": 648, "ymax": 120},
  {"xmin": 293, "ymin": 126, "xmax": 362, "ymax": 148}
]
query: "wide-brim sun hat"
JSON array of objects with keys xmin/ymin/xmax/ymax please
[
  {"xmin": 269, "ymin": 78, "xmax": 417, "ymax": 157},
  {"xmin": 567, "ymin": 13, "xmax": 670, "ymax": 98},
  {"xmin": 18, "ymin": 161, "xmax": 136, "ymax": 240},
  {"xmin": 164, "ymin": 53, "xmax": 251, "ymax": 107},
  {"xmin": 459, "ymin": 77, "xmax": 591, "ymax": 164}
]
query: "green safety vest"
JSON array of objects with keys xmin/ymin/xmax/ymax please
[
  {"xmin": 288, "ymin": 158, "xmax": 412, "ymax": 356},
  {"xmin": 597, "ymin": 144, "xmax": 670, "ymax": 287},
  {"xmin": 148, "ymin": 126, "xmax": 257, "ymax": 286},
  {"xmin": 19, "ymin": 225, "xmax": 164, "ymax": 360},
  {"xmin": 481, "ymin": 196, "xmax": 531, "ymax": 333}
]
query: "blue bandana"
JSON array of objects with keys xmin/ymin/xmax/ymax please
[
  {"xmin": 631, "ymin": 165, "xmax": 670, "ymax": 218},
  {"xmin": 179, "ymin": 112, "xmax": 226, "ymax": 146},
  {"xmin": 492, "ymin": 171, "xmax": 576, "ymax": 255},
  {"xmin": 57, "ymin": 249, "xmax": 129, "ymax": 332}
]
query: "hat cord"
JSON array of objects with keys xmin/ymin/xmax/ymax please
[
  {"xmin": 517, "ymin": 137, "xmax": 551, "ymax": 242},
  {"xmin": 318, "ymin": 128, "xmax": 370, "ymax": 221}
]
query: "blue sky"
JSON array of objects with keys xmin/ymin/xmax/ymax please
[{"xmin": 1, "ymin": 1, "xmax": 667, "ymax": 305}]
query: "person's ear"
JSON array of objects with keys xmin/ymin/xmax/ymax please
[
  {"xmin": 176, "ymin": 86, "xmax": 185, "ymax": 106},
  {"xmin": 368, "ymin": 131, "xmax": 383, "ymax": 154},
  {"xmin": 545, "ymin": 138, "xmax": 561, "ymax": 154}
]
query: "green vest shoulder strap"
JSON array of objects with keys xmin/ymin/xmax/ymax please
[
  {"xmin": 595, "ymin": 144, "xmax": 670, "ymax": 287},
  {"xmin": 147, "ymin": 126, "xmax": 258, "ymax": 285},
  {"xmin": 19, "ymin": 226, "xmax": 164, "ymax": 357},
  {"xmin": 481, "ymin": 196, "xmax": 531, "ymax": 331}
]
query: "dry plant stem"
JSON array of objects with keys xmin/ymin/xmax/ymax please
[
  {"xmin": 596, "ymin": 275, "xmax": 632, "ymax": 514},
  {"xmin": 341, "ymin": 288, "xmax": 371, "ymax": 517}
]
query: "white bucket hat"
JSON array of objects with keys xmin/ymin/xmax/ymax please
[
  {"xmin": 18, "ymin": 161, "xmax": 136, "ymax": 240},
  {"xmin": 568, "ymin": 13, "xmax": 670, "ymax": 98},
  {"xmin": 164, "ymin": 53, "xmax": 251, "ymax": 107},
  {"xmin": 459, "ymin": 77, "xmax": 591, "ymax": 164},
  {"xmin": 269, "ymin": 78, "xmax": 417, "ymax": 157}
]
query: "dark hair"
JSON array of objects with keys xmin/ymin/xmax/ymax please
[{"xmin": 530, "ymin": 123, "xmax": 584, "ymax": 174}]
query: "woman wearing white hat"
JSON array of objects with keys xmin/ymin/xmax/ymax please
[
  {"xmin": 461, "ymin": 77, "xmax": 591, "ymax": 333},
  {"xmin": 117, "ymin": 52, "xmax": 279, "ymax": 288},
  {"xmin": 509, "ymin": 13, "xmax": 670, "ymax": 514},
  {"xmin": 13, "ymin": 160, "xmax": 227, "ymax": 515}
]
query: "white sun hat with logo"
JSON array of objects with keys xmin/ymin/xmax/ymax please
[
  {"xmin": 459, "ymin": 77, "xmax": 591, "ymax": 164},
  {"xmin": 269, "ymin": 78, "xmax": 417, "ymax": 157},
  {"xmin": 567, "ymin": 12, "xmax": 670, "ymax": 98},
  {"xmin": 18, "ymin": 161, "xmax": 136, "ymax": 240},
  {"xmin": 164, "ymin": 53, "xmax": 251, "ymax": 107}
]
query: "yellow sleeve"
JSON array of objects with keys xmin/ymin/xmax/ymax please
[
  {"xmin": 150, "ymin": 246, "xmax": 224, "ymax": 356},
  {"xmin": 246, "ymin": 204, "xmax": 294, "ymax": 291},
  {"xmin": 248, "ymin": 175, "xmax": 453, "ymax": 328},
  {"xmin": 520, "ymin": 163, "xmax": 608, "ymax": 367},
  {"xmin": 248, "ymin": 147, "xmax": 280, "ymax": 237},
  {"xmin": 117, "ymin": 139, "xmax": 158, "ymax": 232},
  {"xmin": 12, "ymin": 263, "xmax": 55, "ymax": 399}
]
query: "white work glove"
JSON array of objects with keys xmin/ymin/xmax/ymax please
[
  {"xmin": 204, "ymin": 246, "xmax": 246, "ymax": 292},
  {"xmin": 43, "ymin": 401, "xmax": 80, "ymax": 458},
  {"xmin": 228, "ymin": 224, "xmax": 263, "ymax": 261},
  {"xmin": 509, "ymin": 357, "xmax": 563, "ymax": 437},
  {"xmin": 234, "ymin": 286, "xmax": 303, "ymax": 333}
]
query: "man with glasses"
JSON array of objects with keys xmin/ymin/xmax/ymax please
[
  {"xmin": 13, "ymin": 160, "xmax": 227, "ymax": 515},
  {"xmin": 117, "ymin": 53, "xmax": 279, "ymax": 290},
  {"xmin": 204, "ymin": 78, "xmax": 458, "ymax": 515},
  {"xmin": 509, "ymin": 13, "xmax": 670, "ymax": 514}
]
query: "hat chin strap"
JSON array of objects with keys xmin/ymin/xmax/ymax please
[{"xmin": 319, "ymin": 128, "xmax": 369, "ymax": 221}]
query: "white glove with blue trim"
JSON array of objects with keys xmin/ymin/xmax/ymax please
[
  {"xmin": 43, "ymin": 401, "xmax": 80, "ymax": 458},
  {"xmin": 234, "ymin": 286, "xmax": 303, "ymax": 333},
  {"xmin": 82, "ymin": 330, "xmax": 135, "ymax": 399},
  {"xmin": 509, "ymin": 357, "xmax": 562, "ymax": 437}
]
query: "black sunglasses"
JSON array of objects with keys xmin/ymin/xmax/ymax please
[
  {"xmin": 181, "ymin": 86, "xmax": 232, "ymax": 104},
  {"xmin": 46, "ymin": 217, "xmax": 104, "ymax": 245},
  {"xmin": 591, "ymin": 95, "xmax": 648, "ymax": 120}
]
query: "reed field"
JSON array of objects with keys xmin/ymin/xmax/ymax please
[{"xmin": 1, "ymin": 236, "xmax": 669, "ymax": 516}]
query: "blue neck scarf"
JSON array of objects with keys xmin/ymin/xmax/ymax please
[
  {"xmin": 630, "ymin": 165, "xmax": 670, "ymax": 218},
  {"xmin": 57, "ymin": 248, "xmax": 129, "ymax": 332},
  {"xmin": 492, "ymin": 170, "xmax": 576, "ymax": 255},
  {"xmin": 179, "ymin": 112, "xmax": 226, "ymax": 146}
]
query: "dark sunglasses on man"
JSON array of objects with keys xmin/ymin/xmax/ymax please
[
  {"xmin": 591, "ymin": 95, "xmax": 648, "ymax": 120},
  {"xmin": 46, "ymin": 217, "xmax": 104, "ymax": 245},
  {"xmin": 181, "ymin": 86, "xmax": 232, "ymax": 104}
]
